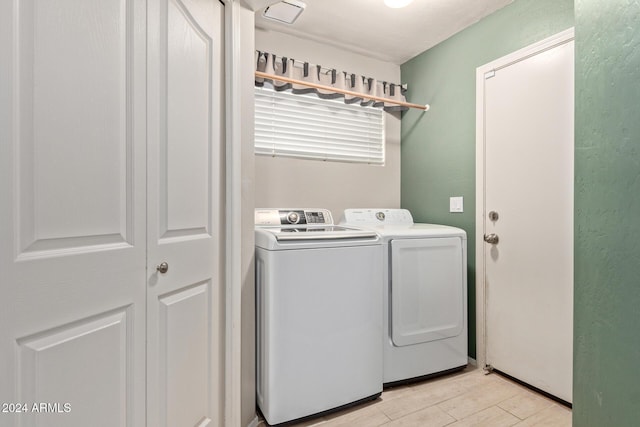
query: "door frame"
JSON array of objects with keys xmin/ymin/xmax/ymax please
[
  {"xmin": 224, "ymin": 0, "xmax": 242, "ymax": 425},
  {"xmin": 223, "ymin": 0, "xmax": 255, "ymax": 425},
  {"xmin": 474, "ymin": 27, "xmax": 574, "ymax": 370}
]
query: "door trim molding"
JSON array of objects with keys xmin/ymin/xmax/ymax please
[
  {"xmin": 474, "ymin": 27, "xmax": 574, "ymax": 369},
  {"xmin": 224, "ymin": 1, "xmax": 242, "ymax": 425}
]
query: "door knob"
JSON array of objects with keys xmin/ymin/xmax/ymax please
[
  {"xmin": 156, "ymin": 262, "xmax": 169, "ymax": 274},
  {"xmin": 484, "ymin": 234, "xmax": 499, "ymax": 244}
]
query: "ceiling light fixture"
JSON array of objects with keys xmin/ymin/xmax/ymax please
[
  {"xmin": 262, "ymin": 0, "xmax": 306, "ymax": 25},
  {"xmin": 384, "ymin": 0, "xmax": 413, "ymax": 8}
]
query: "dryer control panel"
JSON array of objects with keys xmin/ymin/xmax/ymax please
[
  {"xmin": 341, "ymin": 208, "xmax": 414, "ymax": 225},
  {"xmin": 255, "ymin": 209, "xmax": 334, "ymax": 226}
]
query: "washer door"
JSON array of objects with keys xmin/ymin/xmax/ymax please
[{"xmin": 390, "ymin": 237, "xmax": 464, "ymax": 347}]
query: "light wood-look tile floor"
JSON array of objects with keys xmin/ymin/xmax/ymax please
[{"xmin": 257, "ymin": 366, "xmax": 571, "ymax": 427}]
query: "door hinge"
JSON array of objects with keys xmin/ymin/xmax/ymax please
[{"xmin": 485, "ymin": 70, "xmax": 496, "ymax": 79}]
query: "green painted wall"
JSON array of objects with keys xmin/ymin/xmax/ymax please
[
  {"xmin": 574, "ymin": 0, "xmax": 640, "ymax": 425},
  {"xmin": 400, "ymin": 0, "xmax": 574, "ymax": 358}
]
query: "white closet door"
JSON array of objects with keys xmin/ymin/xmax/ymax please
[
  {"xmin": 146, "ymin": 0, "xmax": 224, "ymax": 426},
  {"xmin": 0, "ymin": 0, "xmax": 147, "ymax": 426}
]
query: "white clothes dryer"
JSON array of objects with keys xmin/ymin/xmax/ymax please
[{"xmin": 341, "ymin": 208, "xmax": 468, "ymax": 385}]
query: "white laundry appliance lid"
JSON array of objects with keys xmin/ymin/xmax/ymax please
[
  {"xmin": 259, "ymin": 225, "xmax": 377, "ymax": 241},
  {"xmin": 255, "ymin": 208, "xmax": 379, "ymax": 249}
]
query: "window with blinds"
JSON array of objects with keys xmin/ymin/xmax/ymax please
[{"xmin": 254, "ymin": 86, "xmax": 385, "ymax": 165}]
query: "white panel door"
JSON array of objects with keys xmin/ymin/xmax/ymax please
[
  {"xmin": 146, "ymin": 0, "xmax": 224, "ymax": 426},
  {"xmin": 0, "ymin": 0, "xmax": 147, "ymax": 426},
  {"xmin": 481, "ymin": 33, "xmax": 574, "ymax": 402}
]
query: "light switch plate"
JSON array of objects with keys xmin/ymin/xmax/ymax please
[{"xmin": 450, "ymin": 196, "xmax": 464, "ymax": 213}]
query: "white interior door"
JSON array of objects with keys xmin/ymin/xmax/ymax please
[
  {"xmin": 478, "ymin": 30, "xmax": 574, "ymax": 403},
  {"xmin": 0, "ymin": 0, "xmax": 147, "ymax": 425},
  {"xmin": 146, "ymin": 0, "xmax": 224, "ymax": 425}
]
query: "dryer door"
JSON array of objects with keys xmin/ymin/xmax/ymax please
[{"xmin": 390, "ymin": 237, "xmax": 464, "ymax": 347}]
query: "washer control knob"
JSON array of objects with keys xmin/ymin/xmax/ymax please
[{"xmin": 287, "ymin": 211, "xmax": 300, "ymax": 224}]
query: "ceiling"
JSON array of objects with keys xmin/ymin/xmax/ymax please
[{"xmin": 249, "ymin": 0, "xmax": 514, "ymax": 64}]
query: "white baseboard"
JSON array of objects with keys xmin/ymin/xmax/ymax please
[{"xmin": 246, "ymin": 415, "xmax": 260, "ymax": 427}]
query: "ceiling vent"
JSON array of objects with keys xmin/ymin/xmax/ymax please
[{"xmin": 262, "ymin": 0, "xmax": 306, "ymax": 25}]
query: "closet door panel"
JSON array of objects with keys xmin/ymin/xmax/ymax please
[
  {"xmin": 146, "ymin": 0, "xmax": 224, "ymax": 425},
  {"xmin": 17, "ymin": 0, "xmax": 132, "ymax": 255},
  {"xmin": 0, "ymin": 1, "xmax": 147, "ymax": 426},
  {"xmin": 17, "ymin": 310, "xmax": 131, "ymax": 427}
]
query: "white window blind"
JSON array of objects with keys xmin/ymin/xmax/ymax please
[{"xmin": 254, "ymin": 86, "xmax": 385, "ymax": 164}]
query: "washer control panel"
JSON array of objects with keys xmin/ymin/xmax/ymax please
[{"xmin": 255, "ymin": 209, "xmax": 334, "ymax": 226}]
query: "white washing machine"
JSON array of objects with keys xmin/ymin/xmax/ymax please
[
  {"xmin": 341, "ymin": 208, "xmax": 468, "ymax": 385},
  {"xmin": 255, "ymin": 209, "xmax": 383, "ymax": 425}
]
